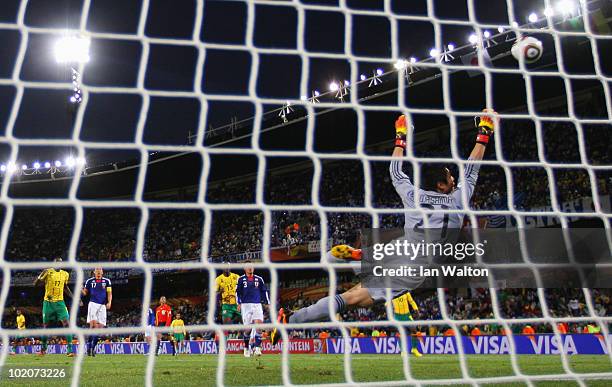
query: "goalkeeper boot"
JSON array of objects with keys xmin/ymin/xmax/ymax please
[
  {"xmin": 411, "ymin": 348, "xmax": 423, "ymax": 358},
  {"xmin": 331, "ymin": 245, "xmax": 362, "ymax": 261}
]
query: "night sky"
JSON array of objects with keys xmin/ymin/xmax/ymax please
[{"xmin": 0, "ymin": 0, "xmax": 608, "ymax": 169}]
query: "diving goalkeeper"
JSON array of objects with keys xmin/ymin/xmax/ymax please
[{"xmin": 271, "ymin": 110, "xmax": 497, "ymax": 345}]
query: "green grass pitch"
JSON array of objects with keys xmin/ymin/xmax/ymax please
[{"xmin": 2, "ymin": 354, "xmax": 611, "ymax": 386}]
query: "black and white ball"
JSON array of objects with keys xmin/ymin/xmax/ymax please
[{"xmin": 511, "ymin": 36, "xmax": 543, "ymax": 64}]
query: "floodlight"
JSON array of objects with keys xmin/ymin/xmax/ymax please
[
  {"xmin": 329, "ymin": 82, "xmax": 339, "ymax": 91},
  {"xmin": 21, "ymin": 164, "xmax": 27, "ymax": 170},
  {"xmin": 314, "ymin": 90, "xmax": 320, "ymax": 97},
  {"xmin": 394, "ymin": 60, "xmax": 407, "ymax": 70},
  {"xmin": 300, "ymin": 95, "xmax": 307, "ymax": 101},
  {"xmin": 70, "ymin": 96, "xmax": 77, "ymax": 103},
  {"xmin": 410, "ymin": 57, "xmax": 417, "ymax": 63},
  {"xmin": 66, "ymin": 157, "xmax": 76, "ymax": 167},
  {"xmin": 55, "ymin": 160, "xmax": 62, "ymax": 167},
  {"xmin": 7, "ymin": 163, "xmax": 16, "ymax": 173},
  {"xmin": 76, "ymin": 157, "xmax": 86, "ymax": 166},
  {"xmin": 469, "ymin": 34, "xmax": 478, "ymax": 44},
  {"xmin": 429, "ymin": 48, "xmax": 439, "ymax": 57},
  {"xmin": 344, "ymin": 80, "xmax": 350, "ymax": 86},
  {"xmin": 544, "ymin": 7, "xmax": 554, "ymax": 17},
  {"xmin": 0, "ymin": 165, "xmax": 5, "ymax": 172},
  {"xmin": 483, "ymin": 30, "xmax": 491, "ymax": 38},
  {"xmin": 33, "ymin": 162, "xmax": 40, "ymax": 169},
  {"xmin": 359, "ymin": 74, "xmax": 366, "ymax": 81},
  {"xmin": 376, "ymin": 68, "xmax": 383, "ymax": 76},
  {"xmin": 512, "ymin": 21, "xmax": 519, "ymax": 28},
  {"xmin": 498, "ymin": 27, "xmax": 505, "ymax": 33},
  {"xmin": 54, "ymin": 35, "xmax": 91, "ymax": 63},
  {"xmin": 528, "ymin": 12, "xmax": 538, "ymax": 23},
  {"xmin": 44, "ymin": 162, "xmax": 51, "ymax": 168},
  {"xmin": 447, "ymin": 44, "xmax": 455, "ymax": 51}
]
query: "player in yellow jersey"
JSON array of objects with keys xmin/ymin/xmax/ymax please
[
  {"xmin": 10, "ymin": 309, "xmax": 27, "ymax": 354},
  {"xmin": 215, "ymin": 263, "xmax": 241, "ymax": 324},
  {"xmin": 170, "ymin": 312, "xmax": 187, "ymax": 355},
  {"xmin": 392, "ymin": 292, "xmax": 422, "ymax": 357},
  {"xmin": 33, "ymin": 258, "xmax": 75, "ymax": 356}
]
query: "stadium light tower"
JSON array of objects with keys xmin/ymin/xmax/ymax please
[{"xmin": 54, "ymin": 34, "xmax": 90, "ymax": 106}]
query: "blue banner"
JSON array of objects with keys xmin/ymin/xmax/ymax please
[
  {"xmin": 7, "ymin": 335, "xmax": 611, "ymax": 355},
  {"xmin": 325, "ymin": 335, "xmax": 612, "ymax": 355},
  {"xmin": 7, "ymin": 338, "xmax": 319, "ymax": 355}
]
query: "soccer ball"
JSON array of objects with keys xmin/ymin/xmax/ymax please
[{"xmin": 511, "ymin": 36, "xmax": 543, "ymax": 64}]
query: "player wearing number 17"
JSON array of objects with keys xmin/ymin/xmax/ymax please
[
  {"xmin": 33, "ymin": 258, "xmax": 76, "ymax": 356},
  {"xmin": 82, "ymin": 267, "xmax": 112, "ymax": 357}
]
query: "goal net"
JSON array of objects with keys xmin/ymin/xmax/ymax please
[{"xmin": 0, "ymin": 0, "xmax": 611, "ymax": 386}]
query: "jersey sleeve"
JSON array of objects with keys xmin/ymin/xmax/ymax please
[
  {"xmin": 38, "ymin": 269, "xmax": 49, "ymax": 281},
  {"xmin": 406, "ymin": 293, "xmax": 418, "ymax": 312},
  {"xmin": 106, "ymin": 278, "xmax": 112, "ymax": 292},
  {"xmin": 390, "ymin": 159, "xmax": 415, "ymax": 207},
  {"xmin": 236, "ymin": 278, "xmax": 243, "ymax": 304},
  {"xmin": 166, "ymin": 308, "xmax": 172, "ymax": 326},
  {"xmin": 452, "ymin": 159, "xmax": 481, "ymax": 208},
  {"xmin": 64, "ymin": 271, "xmax": 70, "ymax": 283},
  {"xmin": 214, "ymin": 276, "xmax": 221, "ymax": 293},
  {"xmin": 259, "ymin": 278, "xmax": 270, "ymax": 304}
]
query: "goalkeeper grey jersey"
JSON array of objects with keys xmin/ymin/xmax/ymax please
[{"xmin": 389, "ymin": 159, "xmax": 480, "ymax": 234}]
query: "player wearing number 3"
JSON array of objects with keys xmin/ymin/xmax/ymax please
[{"xmin": 271, "ymin": 110, "xmax": 497, "ymax": 346}]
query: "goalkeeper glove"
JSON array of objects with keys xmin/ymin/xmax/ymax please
[
  {"xmin": 475, "ymin": 108, "xmax": 497, "ymax": 145},
  {"xmin": 395, "ymin": 115, "xmax": 408, "ymax": 149}
]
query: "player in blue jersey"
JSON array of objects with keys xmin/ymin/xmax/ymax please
[
  {"xmin": 82, "ymin": 268, "xmax": 112, "ymax": 356},
  {"xmin": 271, "ymin": 111, "xmax": 498, "ymax": 345},
  {"xmin": 145, "ymin": 307, "xmax": 155, "ymax": 353},
  {"xmin": 236, "ymin": 262, "xmax": 270, "ymax": 357}
]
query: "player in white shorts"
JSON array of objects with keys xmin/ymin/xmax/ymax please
[
  {"xmin": 236, "ymin": 262, "xmax": 270, "ymax": 357},
  {"xmin": 82, "ymin": 268, "xmax": 112, "ymax": 356}
]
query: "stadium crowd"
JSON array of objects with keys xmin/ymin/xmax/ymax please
[{"xmin": 3, "ymin": 114, "xmax": 610, "ymax": 263}]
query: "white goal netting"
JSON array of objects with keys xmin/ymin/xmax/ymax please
[{"xmin": 0, "ymin": 0, "xmax": 611, "ymax": 386}]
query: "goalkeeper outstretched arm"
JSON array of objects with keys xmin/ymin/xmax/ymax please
[{"xmin": 391, "ymin": 110, "xmax": 497, "ymax": 203}]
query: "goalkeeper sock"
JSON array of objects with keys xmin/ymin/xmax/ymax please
[
  {"xmin": 290, "ymin": 295, "xmax": 347, "ymax": 323},
  {"xmin": 243, "ymin": 335, "xmax": 250, "ymax": 350},
  {"xmin": 41, "ymin": 336, "xmax": 48, "ymax": 351},
  {"xmin": 156, "ymin": 340, "xmax": 161, "ymax": 354}
]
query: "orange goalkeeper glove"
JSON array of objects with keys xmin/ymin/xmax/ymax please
[
  {"xmin": 395, "ymin": 115, "xmax": 408, "ymax": 149},
  {"xmin": 476, "ymin": 108, "xmax": 498, "ymax": 145}
]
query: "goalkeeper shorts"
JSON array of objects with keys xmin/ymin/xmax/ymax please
[{"xmin": 368, "ymin": 289, "xmax": 412, "ymax": 303}]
